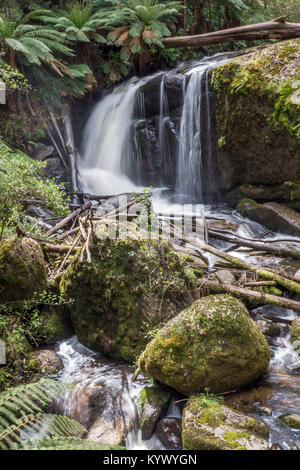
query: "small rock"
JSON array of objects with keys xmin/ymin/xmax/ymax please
[
  {"xmin": 155, "ymin": 417, "xmax": 182, "ymax": 450},
  {"xmin": 141, "ymin": 386, "xmax": 171, "ymax": 440},
  {"xmin": 271, "ymin": 443, "xmax": 284, "ymax": 450},
  {"xmin": 182, "ymin": 396, "xmax": 269, "ymax": 450},
  {"xmin": 257, "ymin": 405, "xmax": 272, "ymax": 416},
  {"xmin": 279, "ymin": 414, "xmax": 300, "ymax": 429},
  {"xmin": 293, "ymin": 270, "xmax": 300, "ymax": 282},
  {"xmin": 25, "ymin": 349, "xmax": 63, "ymax": 375},
  {"xmin": 256, "ymin": 320, "xmax": 281, "ymax": 338},
  {"xmin": 33, "ymin": 146, "xmax": 54, "ymax": 161},
  {"xmin": 215, "ymin": 269, "xmax": 235, "ymax": 284}
]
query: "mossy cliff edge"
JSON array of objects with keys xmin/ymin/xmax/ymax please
[{"xmin": 212, "ymin": 39, "xmax": 300, "ymax": 203}]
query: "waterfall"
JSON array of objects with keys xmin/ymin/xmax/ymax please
[
  {"xmin": 79, "ymin": 78, "xmax": 145, "ymax": 196},
  {"xmin": 79, "ymin": 56, "xmax": 225, "ymax": 200}
]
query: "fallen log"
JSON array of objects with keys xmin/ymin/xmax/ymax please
[
  {"xmin": 44, "ymin": 201, "xmax": 92, "ymax": 237},
  {"xmin": 162, "ymin": 16, "xmax": 300, "ymax": 48},
  {"xmin": 170, "ymin": 229, "xmax": 300, "ymax": 295},
  {"xmin": 200, "ymin": 279, "xmax": 300, "ymax": 313},
  {"xmin": 209, "ymin": 230, "xmax": 300, "ymax": 260}
]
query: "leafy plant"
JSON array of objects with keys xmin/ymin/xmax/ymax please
[{"xmin": 0, "ymin": 142, "xmax": 69, "ymax": 238}]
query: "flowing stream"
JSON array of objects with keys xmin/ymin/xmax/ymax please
[{"xmin": 54, "ymin": 56, "xmax": 300, "ymax": 449}]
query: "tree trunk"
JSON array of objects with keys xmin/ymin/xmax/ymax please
[
  {"xmin": 162, "ymin": 16, "xmax": 300, "ymax": 48},
  {"xmin": 62, "ymin": 103, "xmax": 81, "ymax": 204}
]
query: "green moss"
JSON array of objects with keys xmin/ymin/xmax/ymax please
[
  {"xmin": 290, "ymin": 318, "xmax": 300, "ymax": 344},
  {"xmin": 60, "ymin": 238, "xmax": 195, "ymax": 363},
  {"xmin": 42, "ymin": 307, "xmax": 73, "ymax": 344},
  {"xmin": 223, "ymin": 431, "xmax": 249, "ymax": 450},
  {"xmin": 279, "ymin": 414, "xmax": 300, "ymax": 429},
  {"xmin": 237, "ymin": 198, "xmax": 259, "ymax": 213}
]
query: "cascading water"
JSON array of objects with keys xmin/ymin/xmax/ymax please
[{"xmin": 79, "ymin": 55, "xmax": 225, "ymax": 200}]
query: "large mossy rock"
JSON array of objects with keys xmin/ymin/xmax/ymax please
[
  {"xmin": 182, "ymin": 396, "xmax": 269, "ymax": 450},
  {"xmin": 0, "ymin": 237, "xmax": 47, "ymax": 302},
  {"xmin": 138, "ymin": 295, "xmax": 270, "ymax": 395},
  {"xmin": 212, "ymin": 40, "xmax": 300, "ymax": 196},
  {"xmin": 60, "ymin": 238, "xmax": 195, "ymax": 363}
]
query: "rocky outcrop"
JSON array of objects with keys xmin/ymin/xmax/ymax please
[
  {"xmin": 140, "ymin": 386, "xmax": 171, "ymax": 440},
  {"xmin": 182, "ymin": 396, "xmax": 269, "ymax": 450},
  {"xmin": 0, "ymin": 237, "xmax": 47, "ymax": 302},
  {"xmin": 237, "ymin": 200, "xmax": 300, "ymax": 236},
  {"xmin": 212, "ymin": 39, "xmax": 300, "ymax": 201},
  {"xmin": 60, "ymin": 238, "xmax": 195, "ymax": 363},
  {"xmin": 138, "ymin": 295, "xmax": 270, "ymax": 395},
  {"xmin": 156, "ymin": 417, "xmax": 182, "ymax": 450}
]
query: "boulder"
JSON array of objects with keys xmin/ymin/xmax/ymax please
[
  {"xmin": 140, "ymin": 386, "xmax": 171, "ymax": 440},
  {"xmin": 279, "ymin": 414, "xmax": 300, "ymax": 429},
  {"xmin": 290, "ymin": 317, "xmax": 300, "ymax": 344},
  {"xmin": 256, "ymin": 320, "xmax": 281, "ymax": 338},
  {"xmin": 86, "ymin": 387, "xmax": 131, "ymax": 446},
  {"xmin": 182, "ymin": 396, "xmax": 269, "ymax": 450},
  {"xmin": 138, "ymin": 295, "xmax": 270, "ymax": 395},
  {"xmin": 215, "ymin": 269, "xmax": 235, "ymax": 284},
  {"xmin": 156, "ymin": 417, "xmax": 182, "ymax": 450},
  {"xmin": 237, "ymin": 200, "xmax": 300, "ymax": 237},
  {"xmin": 60, "ymin": 238, "xmax": 195, "ymax": 363},
  {"xmin": 0, "ymin": 237, "xmax": 47, "ymax": 302},
  {"xmin": 25, "ymin": 349, "xmax": 63, "ymax": 375}
]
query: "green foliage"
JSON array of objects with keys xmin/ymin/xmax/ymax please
[
  {"xmin": 20, "ymin": 435, "xmax": 125, "ymax": 450},
  {"xmin": 0, "ymin": 378, "xmax": 88, "ymax": 450},
  {"xmin": 0, "ymin": 61, "xmax": 30, "ymax": 90},
  {"xmin": 0, "ymin": 141, "xmax": 69, "ymax": 237},
  {"xmin": 0, "ymin": 8, "xmax": 73, "ymax": 73}
]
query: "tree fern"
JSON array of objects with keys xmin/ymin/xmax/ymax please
[
  {"xmin": 20, "ymin": 436, "xmax": 125, "ymax": 450},
  {"xmin": 0, "ymin": 379, "xmax": 89, "ymax": 450}
]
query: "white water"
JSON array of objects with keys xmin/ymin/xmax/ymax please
[{"xmin": 79, "ymin": 78, "xmax": 145, "ymax": 196}]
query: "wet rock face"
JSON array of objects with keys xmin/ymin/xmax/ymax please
[
  {"xmin": 212, "ymin": 39, "xmax": 300, "ymax": 194},
  {"xmin": 138, "ymin": 73, "xmax": 185, "ymax": 119},
  {"xmin": 86, "ymin": 387, "xmax": 129, "ymax": 446},
  {"xmin": 140, "ymin": 386, "xmax": 171, "ymax": 440},
  {"xmin": 60, "ymin": 238, "xmax": 195, "ymax": 363},
  {"xmin": 156, "ymin": 417, "xmax": 182, "ymax": 450},
  {"xmin": 0, "ymin": 237, "xmax": 47, "ymax": 302},
  {"xmin": 238, "ymin": 201, "xmax": 300, "ymax": 237},
  {"xmin": 138, "ymin": 295, "xmax": 270, "ymax": 395},
  {"xmin": 256, "ymin": 320, "xmax": 281, "ymax": 339},
  {"xmin": 182, "ymin": 396, "xmax": 269, "ymax": 450}
]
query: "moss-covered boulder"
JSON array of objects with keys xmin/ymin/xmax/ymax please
[
  {"xmin": 290, "ymin": 317, "xmax": 300, "ymax": 344},
  {"xmin": 140, "ymin": 386, "xmax": 171, "ymax": 440},
  {"xmin": 0, "ymin": 237, "xmax": 47, "ymax": 302},
  {"xmin": 60, "ymin": 238, "xmax": 195, "ymax": 363},
  {"xmin": 212, "ymin": 40, "xmax": 300, "ymax": 197},
  {"xmin": 279, "ymin": 414, "xmax": 300, "ymax": 430},
  {"xmin": 182, "ymin": 396, "xmax": 269, "ymax": 450},
  {"xmin": 138, "ymin": 295, "xmax": 270, "ymax": 395}
]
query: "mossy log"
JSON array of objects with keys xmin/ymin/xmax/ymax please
[
  {"xmin": 209, "ymin": 230, "xmax": 300, "ymax": 260},
  {"xmin": 174, "ymin": 232, "xmax": 300, "ymax": 295},
  {"xmin": 201, "ymin": 279, "xmax": 300, "ymax": 313},
  {"xmin": 162, "ymin": 17, "xmax": 300, "ymax": 48}
]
